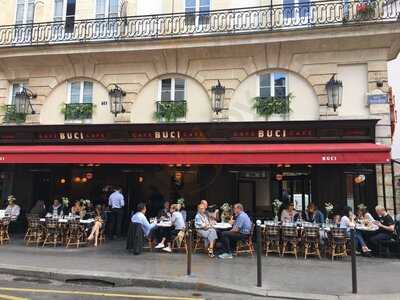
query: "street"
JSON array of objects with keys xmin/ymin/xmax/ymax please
[{"xmin": 0, "ymin": 274, "xmax": 281, "ymax": 300}]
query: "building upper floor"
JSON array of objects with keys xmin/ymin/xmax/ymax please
[{"xmin": 0, "ymin": 0, "xmax": 399, "ymax": 50}]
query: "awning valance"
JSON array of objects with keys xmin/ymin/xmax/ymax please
[{"xmin": 0, "ymin": 143, "xmax": 390, "ymax": 165}]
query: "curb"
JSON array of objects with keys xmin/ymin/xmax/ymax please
[{"xmin": 0, "ymin": 264, "xmax": 266, "ymax": 297}]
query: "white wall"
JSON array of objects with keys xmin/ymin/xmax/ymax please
[
  {"xmin": 388, "ymin": 56, "xmax": 400, "ymax": 159},
  {"xmin": 229, "ymin": 71, "xmax": 320, "ymax": 121},
  {"xmin": 337, "ymin": 64, "xmax": 369, "ymax": 118}
]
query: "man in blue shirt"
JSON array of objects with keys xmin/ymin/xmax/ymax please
[
  {"xmin": 131, "ymin": 203, "xmax": 156, "ymax": 237},
  {"xmin": 108, "ymin": 187, "xmax": 125, "ymax": 239},
  {"xmin": 219, "ymin": 203, "xmax": 253, "ymax": 259}
]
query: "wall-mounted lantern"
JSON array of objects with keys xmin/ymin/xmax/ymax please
[
  {"xmin": 325, "ymin": 74, "xmax": 343, "ymax": 112},
  {"xmin": 108, "ymin": 84, "xmax": 126, "ymax": 117},
  {"xmin": 15, "ymin": 87, "xmax": 36, "ymax": 115},
  {"xmin": 211, "ymin": 80, "xmax": 227, "ymax": 114}
]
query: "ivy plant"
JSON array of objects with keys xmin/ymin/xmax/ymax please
[
  {"xmin": 253, "ymin": 94, "xmax": 293, "ymax": 120},
  {"xmin": 61, "ymin": 103, "xmax": 95, "ymax": 121},
  {"xmin": 154, "ymin": 101, "xmax": 187, "ymax": 122},
  {"xmin": 2, "ymin": 105, "xmax": 26, "ymax": 124}
]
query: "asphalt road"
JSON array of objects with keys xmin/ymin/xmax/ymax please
[{"xmin": 0, "ymin": 274, "xmax": 284, "ymax": 300}]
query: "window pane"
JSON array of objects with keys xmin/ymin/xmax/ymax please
[
  {"xmin": 70, "ymin": 82, "xmax": 80, "ymax": 103},
  {"xmin": 299, "ymin": 0, "xmax": 310, "ymax": 18},
  {"xmin": 185, "ymin": 0, "xmax": 196, "ymax": 10},
  {"xmin": 11, "ymin": 83, "xmax": 23, "ymax": 105},
  {"xmin": 161, "ymin": 79, "xmax": 172, "ymax": 101},
  {"xmin": 174, "ymin": 78, "xmax": 185, "ymax": 101},
  {"xmin": 274, "ymin": 72, "xmax": 287, "ymax": 98},
  {"xmin": 275, "ymin": 87, "xmax": 286, "ymax": 98},
  {"xmin": 259, "ymin": 74, "xmax": 271, "ymax": 88},
  {"xmin": 109, "ymin": 0, "xmax": 119, "ymax": 17},
  {"xmin": 260, "ymin": 87, "xmax": 271, "ymax": 99},
  {"xmin": 283, "ymin": 0, "xmax": 294, "ymax": 19},
  {"xmin": 26, "ymin": 0, "xmax": 34, "ymax": 23},
  {"xmin": 16, "ymin": 3, "xmax": 25, "ymax": 24},
  {"xmin": 83, "ymin": 81, "xmax": 93, "ymax": 103},
  {"xmin": 96, "ymin": 0, "xmax": 105, "ymax": 18},
  {"xmin": 54, "ymin": 0, "xmax": 64, "ymax": 21}
]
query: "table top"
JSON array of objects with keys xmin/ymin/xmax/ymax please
[
  {"xmin": 355, "ymin": 224, "xmax": 379, "ymax": 231},
  {"xmin": 156, "ymin": 221, "xmax": 172, "ymax": 227},
  {"xmin": 213, "ymin": 222, "xmax": 232, "ymax": 229},
  {"xmin": 39, "ymin": 218, "xmax": 94, "ymax": 224}
]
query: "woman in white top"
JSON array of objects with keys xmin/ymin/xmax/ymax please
[
  {"xmin": 5, "ymin": 196, "xmax": 20, "ymax": 221},
  {"xmin": 280, "ymin": 202, "xmax": 298, "ymax": 223},
  {"xmin": 356, "ymin": 206, "xmax": 375, "ymax": 225},
  {"xmin": 340, "ymin": 206, "xmax": 371, "ymax": 255},
  {"xmin": 155, "ymin": 204, "xmax": 186, "ymax": 253},
  {"xmin": 195, "ymin": 203, "xmax": 218, "ymax": 257}
]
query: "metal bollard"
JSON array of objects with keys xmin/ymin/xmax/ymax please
[
  {"xmin": 256, "ymin": 220, "xmax": 262, "ymax": 287},
  {"xmin": 350, "ymin": 228, "xmax": 358, "ymax": 294},
  {"xmin": 187, "ymin": 228, "xmax": 192, "ymax": 276}
]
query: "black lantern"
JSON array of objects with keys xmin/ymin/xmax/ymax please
[
  {"xmin": 325, "ymin": 74, "xmax": 343, "ymax": 112},
  {"xmin": 108, "ymin": 84, "xmax": 126, "ymax": 116},
  {"xmin": 211, "ymin": 80, "xmax": 226, "ymax": 114},
  {"xmin": 14, "ymin": 87, "xmax": 36, "ymax": 115}
]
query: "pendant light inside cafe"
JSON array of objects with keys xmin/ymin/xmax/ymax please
[
  {"xmin": 14, "ymin": 87, "xmax": 36, "ymax": 115},
  {"xmin": 325, "ymin": 74, "xmax": 343, "ymax": 112},
  {"xmin": 211, "ymin": 80, "xmax": 227, "ymax": 114},
  {"xmin": 108, "ymin": 84, "xmax": 126, "ymax": 117}
]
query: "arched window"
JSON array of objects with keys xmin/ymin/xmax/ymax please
[{"xmin": 160, "ymin": 78, "xmax": 186, "ymax": 101}]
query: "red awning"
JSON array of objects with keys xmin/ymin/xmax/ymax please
[{"xmin": 0, "ymin": 143, "xmax": 390, "ymax": 165}]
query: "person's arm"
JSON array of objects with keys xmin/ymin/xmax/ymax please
[
  {"xmin": 120, "ymin": 195, "xmax": 125, "ymax": 208},
  {"xmin": 194, "ymin": 214, "xmax": 203, "ymax": 229},
  {"xmin": 108, "ymin": 195, "xmax": 112, "ymax": 208},
  {"xmin": 375, "ymin": 221, "xmax": 395, "ymax": 232},
  {"xmin": 231, "ymin": 216, "xmax": 242, "ymax": 232}
]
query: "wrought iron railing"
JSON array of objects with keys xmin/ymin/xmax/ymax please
[
  {"xmin": 63, "ymin": 103, "xmax": 93, "ymax": 121},
  {"xmin": 155, "ymin": 101, "xmax": 187, "ymax": 122},
  {"xmin": 2, "ymin": 105, "xmax": 27, "ymax": 124},
  {"xmin": 0, "ymin": 0, "xmax": 398, "ymax": 48}
]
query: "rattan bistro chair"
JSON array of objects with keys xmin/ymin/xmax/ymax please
[
  {"xmin": 281, "ymin": 225, "xmax": 299, "ymax": 258},
  {"xmin": 0, "ymin": 217, "xmax": 11, "ymax": 245},
  {"xmin": 329, "ymin": 228, "xmax": 348, "ymax": 261},
  {"xmin": 264, "ymin": 224, "xmax": 281, "ymax": 256},
  {"xmin": 236, "ymin": 224, "xmax": 255, "ymax": 256},
  {"xmin": 303, "ymin": 226, "xmax": 321, "ymax": 259},
  {"xmin": 66, "ymin": 221, "xmax": 87, "ymax": 248},
  {"xmin": 25, "ymin": 217, "xmax": 45, "ymax": 246},
  {"xmin": 42, "ymin": 218, "xmax": 62, "ymax": 247}
]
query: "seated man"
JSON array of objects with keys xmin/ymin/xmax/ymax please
[
  {"xmin": 5, "ymin": 195, "xmax": 20, "ymax": 222},
  {"xmin": 369, "ymin": 205, "xmax": 395, "ymax": 254},
  {"xmin": 49, "ymin": 199, "xmax": 63, "ymax": 218},
  {"xmin": 303, "ymin": 202, "xmax": 324, "ymax": 224},
  {"xmin": 219, "ymin": 203, "xmax": 252, "ymax": 259},
  {"xmin": 131, "ymin": 203, "xmax": 156, "ymax": 237}
]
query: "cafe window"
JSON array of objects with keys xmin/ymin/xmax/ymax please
[
  {"xmin": 185, "ymin": 0, "xmax": 211, "ymax": 26},
  {"xmin": 9, "ymin": 82, "xmax": 26, "ymax": 105},
  {"xmin": 69, "ymin": 81, "xmax": 93, "ymax": 104},
  {"xmin": 160, "ymin": 78, "xmax": 186, "ymax": 101},
  {"xmin": 259, "ymin": 72, "xmax": 288, "ymax": 99},
  {"xmin": 15, "ymin": 0, "xmax": 34, "ymax": 24}
]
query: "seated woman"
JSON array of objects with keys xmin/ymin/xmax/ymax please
[
  {"xmin": 71, "ymin": 201, "xmax": 82, "ymax": 217},
  {"xmin": 49, "ymin": 199, "xmax": 63, "ymax": 218},
  {"xmin": 356, "ymin": 204, "xmax": 375, "ymax": 225},
  {"xmin": 88, "ymin": 205, "xmax": 106, "ymax": 247},
  {"xmin": 340, "ymin": 206, "xmax": 371, "ymax": 256},
  {"xmin": 280, "ymin": 202, "xmax": 298, "ymax": 223},
  {"xmin": 303, "ymin": 202, "xmax": 324, "ymax": 224},
  {"xmin": 5, "ymin": 195, "xmax": 21, "ymax": 222},
  {"xmin": 155, "ymin": 204, "xmax": 186, "ymax": 253},
  {"xmin": 195, "ymin": 203, "xmax": 218, "ymax": 257},
  {"xmin": 30, "ymin": 200, "xmax": 46, "ymax": 218}
]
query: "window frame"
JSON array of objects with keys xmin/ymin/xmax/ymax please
[
  {"xmin": 258, "ymin": 72, "xmax": 288, "ymax": 99},
  {"xmin": 67, "ymin": 80, "xmax": 93, "ymax": 104},
  {"xmin": 95, "ymin": 0, "xmax": 120, "ymax": 19},
  {"xmin": 15, "ymin": 0, "xmax": 35, "ymax": 24},
  {"xmin": 159, "ymin": 78, "xmax": 186, "ymax": 102},
  {"xmin": 283, "ymin": 0, "xmax": 311, "ymax": 22},
  {"xmin": 184, "ymin": 0, "xmax": 211, "ymax": 26},
  {"xmin": 8, "ymin": 82, "xmax": 26, "ymax": 105},
  {"xmin": 53, "ymin": 0, "xmax": 67, "ymax": 22}
]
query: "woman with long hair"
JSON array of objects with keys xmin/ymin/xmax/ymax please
[{"xmin": 88, "ymin": 205, "xmax": 106, "ymax": 247}]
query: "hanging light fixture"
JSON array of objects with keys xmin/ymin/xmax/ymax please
[
  {"xmin": 14, "ymin": 87, "xmax": 36, "ymax": 115},
  {"xmin": 108, "ymin": 84, "xmax": 126, "ymax": 117},
  {"xmin": 325, "ymin": 74, "xmax": 343, "ymax": 112},
  {"xmin": 211, "ymin": 80, "xmax": 227, "ymax": 114}
]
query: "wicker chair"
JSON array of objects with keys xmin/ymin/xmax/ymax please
[
  {"xmin": 24, "ymin": 214, "xmax": 39, "ymax": 240},
  {"xmin": 329, "ymin": 228, "xmax": 348, "ymax": 261},
  {"xmin": 42, "ymin": 218, "xmax": 62, "ymax": 247},
  {"xmin": 25, "ymin": 217, "xmax": 45, "ymax": 246},
  {"xmin": 281, "ymin": 225, "xmax": 299, "ymax": 258},
  {"xmin": 193, "ymin": 230, "xmax": 207, "ymax": 254},
  {"xmin": 171, "ymin": 229, "xmax": 188, "ymax": 254},
  {"xmin": 264, "ymin": 224, "xmax": 281, "ymax": 256},
  {"xmin": 236, "ymin": 224, "xmax": 255, "ymax": 256},
  {"xmin": 303, "ymin": 226, "xmax": 321, "ymax": 259},
  {"xmin": 0, "ymin": 217, "xmax": 11, "ymax": 245},
  {"xmin": 66, "ymin": 221, "xmax": 87, "ymax": 248}
]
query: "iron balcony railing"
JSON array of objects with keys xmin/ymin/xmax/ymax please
[
  {"xmin": 0, "ymin": 0, "xmax": 398, "ymax": 48},
  {"xmin": 155, "ymin": 101, "xmax": 187, "ymax": 122},
  {"xmin": 63, "ymin": 103, "xmax": 93, "ymax": 121}
]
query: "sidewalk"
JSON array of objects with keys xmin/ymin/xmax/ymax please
[{"xmin": 0, "ymin": 239, "xmax": 400, "ymax": 299}]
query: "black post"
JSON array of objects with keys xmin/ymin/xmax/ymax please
[
  {"xmin": 256, "ymin": 222, "xmax": 262, "ymax": 287},
  {"xmin": 391, "ymin": 161, "xmax": 397, "ymax": 216},
  {"xmin": 187, "ymin": 228, "xmax": 192, "ymax": 276},
  {"xmin": 382, "ymin": 164, "xmax": 387, "ymax": 210},
  {"xmin": 350, "ymin": 228, "xmax": 358, "ymax": 294}
]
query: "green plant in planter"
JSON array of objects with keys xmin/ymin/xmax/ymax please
[
  {"xmin": 61, "ymin": 103, "xmax": 95, "ymax": 120},
  {"xmin": 253, "ymin": 94, "xmax": 293, "ymax": 120},
  {"xmin": 154, "ymin": 101, "xmax": 187, "ymax": 122},
  {"xmin": 1, "ymin": 105, "xmax": 26, "ymax": 124}
]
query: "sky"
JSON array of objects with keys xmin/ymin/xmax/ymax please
[{"xmin": 388, "ymin": 55, "xmax": 400, "ymax": 159}]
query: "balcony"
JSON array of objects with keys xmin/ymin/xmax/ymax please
[
  {"xmin": 2, "ymin": 105, "xmax": 27, "ymax": 124},
  {"xmin": 0, "ymin": 0, "xmax": 398, "ymax": 48},
  {"xmin": 155, "ymin": 101, "xmax": 187, "ymax": 122},
  {"xmin": 63, "ymin": 103, "xmax": 93, "ymax": 121}
]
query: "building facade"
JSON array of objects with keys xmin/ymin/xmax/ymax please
[{"xmin": 0, "ymin": 0, "xmax": 399, "ymax": 218}]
